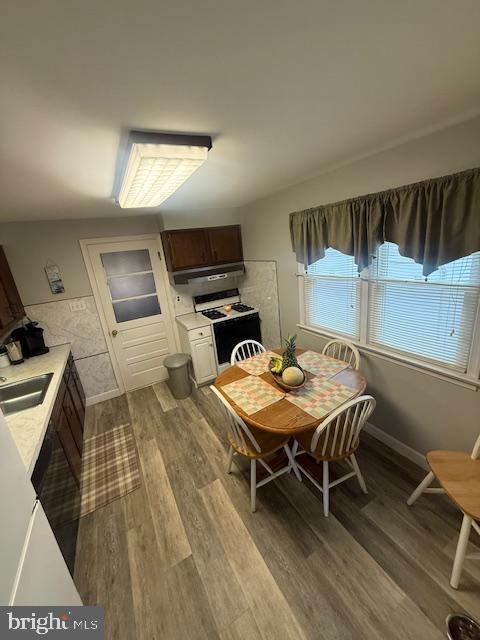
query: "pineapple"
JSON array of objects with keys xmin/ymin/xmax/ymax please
[{"xmin": 281, "ymin": 334, "xmax": 299, "ymax": 371}]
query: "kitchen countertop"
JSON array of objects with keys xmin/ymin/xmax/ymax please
[
  {"xmin": 1, "ymin": 344, "xmax": 71, "ymax": 476},
  {"xmin": 176, "ymin": 313, "xmax": 212, "ymax": 331}
]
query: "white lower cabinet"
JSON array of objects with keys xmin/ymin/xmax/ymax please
[
  {"xmin": 190, "ymin": 336, "xmax": 217, "ymax": 384},
  {"xmin": 177, "ymin": 321, "xmax": 218, "ymax": 385},
  {"xmin": 11, "ymin": 501, "xmax": 82, "ymax": 606}
]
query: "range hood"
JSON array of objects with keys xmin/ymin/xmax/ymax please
[{"xmin": 168, "ymin": 262, "xmax": 245, "ymax": 285}]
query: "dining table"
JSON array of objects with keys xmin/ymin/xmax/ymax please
[{"xmin": 214, "ymin": 347, "xmax": 367, "ymax": 437}]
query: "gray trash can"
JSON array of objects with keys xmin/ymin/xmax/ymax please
[{"xmin": 164, "ymin": 353, "xmax": 192, "ymax": 399}]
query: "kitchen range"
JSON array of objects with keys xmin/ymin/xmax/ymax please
[{"xmin": 176, "ymin": 288, "xmax": 262, "ymax": 385}]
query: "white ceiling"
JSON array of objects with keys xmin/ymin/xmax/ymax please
[{"xmin": 1, "ymin": 0, "xmax": 480, "ymax": 221}]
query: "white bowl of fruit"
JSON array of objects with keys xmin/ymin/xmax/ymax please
[{"xmin": 269, "ymin": 335, "xmax": 306, "ymax": 391}]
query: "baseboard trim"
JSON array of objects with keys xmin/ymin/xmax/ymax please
[
  {"xmin": 85, "ymin": 388, "xmax": 123, "ymax": 406},
  {"xmin": 364, "ymin": 422, "xmax": 428, "ymax": 470}
]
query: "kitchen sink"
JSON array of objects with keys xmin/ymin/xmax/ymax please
[{"xmin": 0, "ymin": 373, "xmax": 54, "ymax": 415}]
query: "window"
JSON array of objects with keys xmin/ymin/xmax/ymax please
[
  {"xmin": 368, "ymin": 243, "xmax": 480, "ymax": 371},
  {"xmin": 300, "ymin": 244, "xmax": 480, "ymax": 380},
  {"xmin": 303, "ymin": 248, "xmax": 360, "ymax": 339}
]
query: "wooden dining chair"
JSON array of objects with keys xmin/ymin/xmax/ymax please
[
  {"xmin": 210, "ymin": 385, "xmax": 302, "ymax": 512},
  {"xmin": 406, "ymin": 435, "xmax": 480, "ymax": 589},
  {"xmin": 230, "ymin": 339, "xmax": 266, "ymax": 365},
  {"xmin": 322, "ymin": 339, "xmax": 360, "ymax": 370},
  {"xmin": 292, "ymin": 395, "xmax": 376, "ymax": 516}
]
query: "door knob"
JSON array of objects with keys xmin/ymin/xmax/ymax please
[{"xmin": 111, "ymin": 329, "xmax": 118, "ymax": 337}]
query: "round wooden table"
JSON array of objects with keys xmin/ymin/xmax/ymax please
[{"xmin": 214, "ymin": 348, "xmax": 366, "ymax": 435}]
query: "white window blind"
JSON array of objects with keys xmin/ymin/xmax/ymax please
[
  {"xmin": 368, "ymin": 243, "xmax": 480, "ymax": 371},
  {"xmin": 304, "ymin": 248, "xmax": 360, "ymax": 339}
]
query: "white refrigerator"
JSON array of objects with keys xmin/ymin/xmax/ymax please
[{"xmin": 0, "ymin": 409, "xmax": 81, "ymax": 605}]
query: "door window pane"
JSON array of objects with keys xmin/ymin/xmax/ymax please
[
  {"xmin": 108, "ymin": 273, "xmax": 156, "ymax": 300},
  {"xmin": 112, "ymin": 295, "xmax": 161, "ymax": 323},
  {"xmin": 101, "ymin": 249, "xmax": 152, "ymax": 276}
]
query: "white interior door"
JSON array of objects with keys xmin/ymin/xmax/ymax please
[{"xmin": 86, "ymin": 237, "xmax": 178, "ymax": 391}]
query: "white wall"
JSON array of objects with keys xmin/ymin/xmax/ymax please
[
  {"xmin": 240, "ymin": 115, "xmax": 480, "ymax": 455},
  {"xmin": 0, "ymin": 216, "xmax": 161, "ymax": 305}
]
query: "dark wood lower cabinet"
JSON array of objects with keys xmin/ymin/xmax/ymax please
[
  {"xmin": 56, "ymin": 407, "xmax": 82, "ymax": 483},
  {"xmin": 64, "ymin": 386, "xmax": 83, "ymax": 455},
  {"xmin": 50, "ymin": 353, "xmax": 86, "ymax": 485},
  {"xmin": 69, "ymin": 361, "xmax": 85, "ymax": 428}
]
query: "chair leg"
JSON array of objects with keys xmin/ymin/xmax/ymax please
[
  {"xmin": 289, "ymin": 440, "xmax": 299, "ymax": 475},
  {"xmin": 450, "ymin": 513, "xmax": 472, "ymax": 589},
  {"xmin": 407, "ymin": 471, "xmax": 435, "ymax": 506},
  {"xmin": 350, "ymin": 453, "xmax": 367, "ymax": 494},
  {"xmin": 226, "ymin": 446, "xmax": 234, "ymax": 474},
  {"xmin": 250, "ymin": 459, "xmax": 257, "ymax": 513},
  {"xmin": 284, "ymin": 444, "xmax": 302, "ymax": 482},
  {"xmin": 323, "ymin": 461, "xmax": 329, "ymax": 517}
]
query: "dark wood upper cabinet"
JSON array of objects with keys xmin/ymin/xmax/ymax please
[
  {"xmin": 0, "ymin": 247, "xmax": 24, "ymax": 332},
  {"xmin": 161, "ymin": 225, "xmax": 243, "ymax": 272},
  {"xmin": 207, "ymin": 226, "xmax": 243, "ymax": 265},
  {"xmin": 0, "ymin": 278, "xmax": 15, "ymax": 330},
  {"xmin": 162, "ymin": 228, "xmax": 210, "ymax": 271}
]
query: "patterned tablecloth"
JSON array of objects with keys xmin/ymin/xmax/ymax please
[
  {"xmin": 284, "ymin": 377, "xmax": 358, "ymax": 419},
  {"xmin": 297, "ymin": 350, "xmax": 350, "ymax": 377},
  {"xmin": 236, "ymin": 350, "xmax": 279, "ymax": 376},
  {"xmin": 221, "ymin": 375, "xmax": 285, "ymax": 415},
  {"xmin": 220, "ymin": 351, "xmax": 359, "ymax": 422}
]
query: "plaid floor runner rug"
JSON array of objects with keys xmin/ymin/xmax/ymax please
[{"xmin": 80, "ymin": 423, "xmax": 141, "ymax": 517}]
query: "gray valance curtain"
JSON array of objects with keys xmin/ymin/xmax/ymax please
[{"xmin": 289, "ymin": 168, "xmax": 480, "ymax": 276}]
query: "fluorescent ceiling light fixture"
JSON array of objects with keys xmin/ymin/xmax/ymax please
[{"xmin": 118, "ymin": 131, "xmax": 212, "ymax": 208}]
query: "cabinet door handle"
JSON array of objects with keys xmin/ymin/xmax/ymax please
[{"xmin": 111, "ymin": 329, "xmax": 118, "ymax": 337}]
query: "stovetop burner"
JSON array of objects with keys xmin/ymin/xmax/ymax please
[
  {"xmin": 201, "ymin": 309, "xmax": 227, "ymax": 319},
  {"xmin": 231, "ymin": 303, "xmax": 254, "ymax": 312}
]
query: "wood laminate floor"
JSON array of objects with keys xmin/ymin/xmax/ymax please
[{"xmin": 75, "ymin": 383, "xmax": 480, "ymax": 639}]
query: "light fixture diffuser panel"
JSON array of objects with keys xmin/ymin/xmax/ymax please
[{"xmin": 118, "ymin": 142, "xmax": 209, "ymax": 208}]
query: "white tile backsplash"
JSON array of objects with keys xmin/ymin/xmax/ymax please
[
  {"xmin": 25, "ymin": 296, "xmax": 107, "ymax": 360},
  {"xmin": 241, "ymin": 261, "xmax": 281, "ymax": 349},
  {"xmin": 24, "ymin": 296, "xmax": 119, "ymax": 400},
  {"xmin": 75, "ymin": 352, "xmax": 118, "ymax": 399}
]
